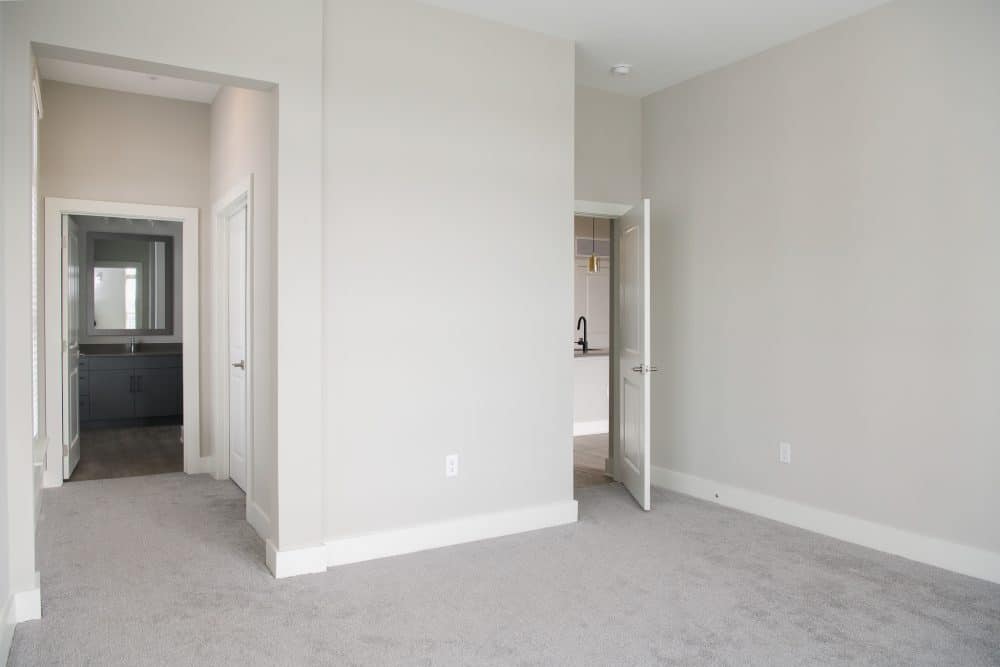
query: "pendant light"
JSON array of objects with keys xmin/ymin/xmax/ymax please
[{"xmin": 587, "ymin": 217, "xmax": 600, "ymax": 273}]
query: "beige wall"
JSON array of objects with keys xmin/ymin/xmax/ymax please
[
  {"xmin": 39, "ymin": 81, "xmax": 210, "ymax": 213},
  {"xmin": 643, "ymin": 0, "xmax": 1000, "ymax": 554},
  {"xmin": 323, "ymin": 0, "xmax": 575, "ymax": 539},
  {"xmin": 210, "ymin": 85, "xmax": 278, "ymax": 540},
  {"xmin": 575, "ymin": 85, "xmax": 641, "ymax": 204},
  {"xmin": 39, "ymin": 80, "xmax": 213, "ymax": 447}
]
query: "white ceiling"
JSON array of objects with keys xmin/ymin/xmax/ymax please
[
  {"xmin": 37, "ymin": 58, "xmax": 220, "ymax": 104},
  {"xmin": 421, "ymin": 0, "xmax": 889, "ymax": 96}
]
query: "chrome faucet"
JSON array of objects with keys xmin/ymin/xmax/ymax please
[
  {"xmin": 576, "ymin": 316, "xmax": 589, "ymax": 354},
  {"xmin": 128, "ymin": 336, "xmax": 138, "ymax": 353}
]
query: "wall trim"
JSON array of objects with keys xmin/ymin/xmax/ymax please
[
  {"xmin": 14, "ymin": 573, "xmax": 42, "ymax": 622},
  {"xmin": 264, "ymin": 501, "xmax": 579, "ymax": 578},
  {"xmin": 246, "ymin": 499, "xmax": 272, "ymax": 542},
  {"xmin": 574, "ymin": 199, "xmax": 632, "ymax": 219},
  {"xmin": 573, "ymin": 420, "xmax": 609, "ymax": 436},
  {"xmin": 265, "ymin": 539, "xmax": 326, "ymax": 579},
  {"xmin": 652, "ymin": 466, "xmax": 1000, "ymax": 585},
  {"xmin": 326, "ymin": 500, "xmax": 579, "ymax": 568},
  {"xmin": 187, "ymin": 456, "xmax": 215, "ymax": 476},
  {"xmin": 2, "ymin": 594, "xmax": 15, "ymax": 666}
]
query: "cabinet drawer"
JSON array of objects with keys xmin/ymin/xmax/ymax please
[
  {"xmin": 79, "ymin": 394, "xmax": 90, "ymax": 422},
  {"xmin": 78, "ymin": 372, "xmax": 89, "ymax": 396},
  {"xmin": 86, "ymin": 356, "xmax": 135, "ymax": 371},
  {"xmin": 133, "ymin": 355, "xmax": 182, "ymax": 369}
]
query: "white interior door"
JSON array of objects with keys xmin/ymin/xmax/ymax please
[
  {"xmin": 227, "ymin": 204, "xmax": 248, "ymax": 491},
  {"xmin": 615, "ymin": 198, "xmax": 652, "ymax": 510},
  {"xmin": 62, "ymin": 216, "xmax": 81, "ymax": 478}
]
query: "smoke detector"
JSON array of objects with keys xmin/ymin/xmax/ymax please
[{"xmin": 610, "ymin": 64, "xmax": 632, "ymax": 77}]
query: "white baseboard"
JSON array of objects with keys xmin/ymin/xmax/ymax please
[
  {"xmin": 246, "ymin": 500, "xmax": 272, "ymax": 542},
  {"xmin": 264, "ymin": 500, "xmax": 579, "ymax": 579},
  {"xmin": 14, "ymin": 581, "xmax": 41, "ymax": 623},
  {"xmin": 573, "ymin": 420, "xmax": 608, "ymax": 436},
  {"xmin": 265, "ymin": 539, "xmax": 326, "ymax": 579},
  {"xmin": 325, "ymin": 499, "xmax": 579, "ymax": 567},
  {"xmin": 652, "ymin": 466, "xmax": 1000, "ymax": 585},
  {"xmin": 2, "ymin": 594, "xmax": 15, "ymax": 666},
  {"xmin": 185, "ymin": 456, "xmax": 215, "ymax": 475}
]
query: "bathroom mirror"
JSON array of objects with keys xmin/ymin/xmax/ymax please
[{"xmin": 87, "ymin": 232, "xmax": 174, "ymax": 335}]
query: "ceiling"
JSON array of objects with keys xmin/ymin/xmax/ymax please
[
  {"xmin": 37, "ymin": 58, "xmax": 220, "ymax": 104},
  {"xmin": 421, "ymin": 0, "xmax": 889, "ymax": 96}
]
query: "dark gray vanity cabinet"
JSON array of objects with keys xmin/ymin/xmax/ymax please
[
  {"xmin": 134, "ymin": 366, "xmax": 181, "ymax": 417},
  {"xmin": 80, "ymin": 354, "xmax": 182, "ymax": 425}
]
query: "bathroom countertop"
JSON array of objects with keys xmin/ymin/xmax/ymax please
[
  {"xmin": 574, "ymin": 347, "xmax": 609, "ymax": 358},
  {"xmin": 80, "ymin": 343, "xmax": 183, "ymax": 357}
]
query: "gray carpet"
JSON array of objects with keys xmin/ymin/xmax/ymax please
[{"xmin": 10, "ymin": 474, "xmax": 1000, "ymax": 666}]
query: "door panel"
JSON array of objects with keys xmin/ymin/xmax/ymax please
[
  {"xmin": 228, "ymin": 204, "xmax": 248, "ymax": 491},
  {"xmin": 615, "ymin": 199, "xmax": 652, "ymax": 510},
  {"xmin": 63, "ymin": 217, "xmax": 82, "ymax": 478}
]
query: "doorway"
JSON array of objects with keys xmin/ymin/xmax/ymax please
[
  {"xmin": 43, "ymin": 199, "xmax": 204, "ymax": 486},
  {"xmin": 572, "ymin": 199, "xmax": 653, "ymax": 510}
]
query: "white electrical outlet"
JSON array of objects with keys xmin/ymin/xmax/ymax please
[
  {"xmin": 779, "ymin": 441, "xmax": 792, "ymax": 464},
  {"xmin": 445, "ymin": 454, "xmax": 459, "ymax": 477}
]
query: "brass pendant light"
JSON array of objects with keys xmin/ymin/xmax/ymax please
[{"xmin": 587, "ymin": 217, "xmax": 599, "ymax": 273}]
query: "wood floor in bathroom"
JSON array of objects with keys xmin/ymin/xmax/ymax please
[{"xmin": 69, "ymin": 425, "xmax": 183, "ymax": 482}]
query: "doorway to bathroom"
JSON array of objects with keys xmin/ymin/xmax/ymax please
[
  {"xmin": 43, "ymin": 199, "xmax": 204, "ymax": 485},
  {"xmin": 573, "ymin": 214, "xmax": 612, "ymax": 489}
]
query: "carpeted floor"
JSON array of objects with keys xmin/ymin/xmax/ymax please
[{"xmin": 10, "ymin": 474, "xmax": 1000, "ymax": 666}]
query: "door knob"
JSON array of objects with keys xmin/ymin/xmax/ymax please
[
  {"xmin": 631, "ymin": 364, "xmax": 659, "ymax": 374},
  {"xmin": 232, "ymin": 360, "xmax": 245, "ymax": 369}
]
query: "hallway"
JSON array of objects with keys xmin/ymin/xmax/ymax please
[{"xmin": 12, "ymin": 474, "xmax": 999, "ymax": 665}]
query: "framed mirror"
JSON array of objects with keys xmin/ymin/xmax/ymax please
[{"xmin": 87, "ymin": 232, "xmax": 175, "ymax": 335}]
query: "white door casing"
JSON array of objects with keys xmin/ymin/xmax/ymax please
[
  {"xmin": 615, "ymin": 198, "xmax": 652, "ymax": 510},
  {"xmin": 62, "ymin": 216, "xmax": 81, "ymax": 478},
  {"xmin": 228, "ymin": 203, "xmax": 249, "ymax": 491}
]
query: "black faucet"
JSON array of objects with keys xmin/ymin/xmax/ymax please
[{"xmin": 576, "ymin": 316, "xmax": 589, "ymax": 353}]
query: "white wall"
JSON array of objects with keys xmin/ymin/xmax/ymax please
[
  {"xmin": 1, "ymin": 1, "xmax": 38, "ymax": 626},
  {"xmin": 644, "ymin": 0, "xmax": 1000, "ymax": 559},
  {"xmin": 323, "ymin": 0, "xmax": 575, "ymax": 539},
  {"xmin": 210, "ymin": 85, "xmax": 278, "ymax": 541},
  {"xmin": 0, "ymin": 3, "xmax": 12, "ymax": 658},
  {"xmin": 575, "ymin": 85, "xmax": 641, "ymax": 204},
  {"xmin": 4, "ymin": 0, "xmax": 324, "ymax": 574}
]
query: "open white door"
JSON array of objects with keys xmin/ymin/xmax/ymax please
[
  {"xmin": 227, "ymin": 203, "xmax": 248, "ymax": 491},
  {"xmin": 62, "ymin": 215, "xmax": 81, "ymax": 478},
  {"xmin": 615, "ymin": 198, "xmax": 653, "ymax": 510}
]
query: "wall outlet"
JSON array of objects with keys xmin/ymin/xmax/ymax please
[
  {"xmin": 445, "ymin": 454, "xmax": 459, "ymax": 477},
  {"xmin": 779, "ymin": 441, "xmax": 792, "ymax": 465}
]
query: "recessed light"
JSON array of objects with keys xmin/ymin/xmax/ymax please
[
  {"xmin": 148, "ymin": 75, "xmax": 159, "ymax": 81},
  {"xmin": 610, "ymin": 64, "xmax": 632, "ymax": 77}
]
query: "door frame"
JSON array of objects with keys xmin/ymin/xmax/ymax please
[
  {"xmin": 573, "ymin": 200, "xmax": 632, "ymax": 480},
  {"xmin": 43, "ymin": 197, "xmax": 203, "ymax": 486},
  {"xmin": 212, "ymin": 177, "xmax": 254, "ymax": 501}
]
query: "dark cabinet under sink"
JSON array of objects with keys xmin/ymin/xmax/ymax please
[{"xmin": 80, "ymin": 354, "xmax": 182, "ymax": 427}]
